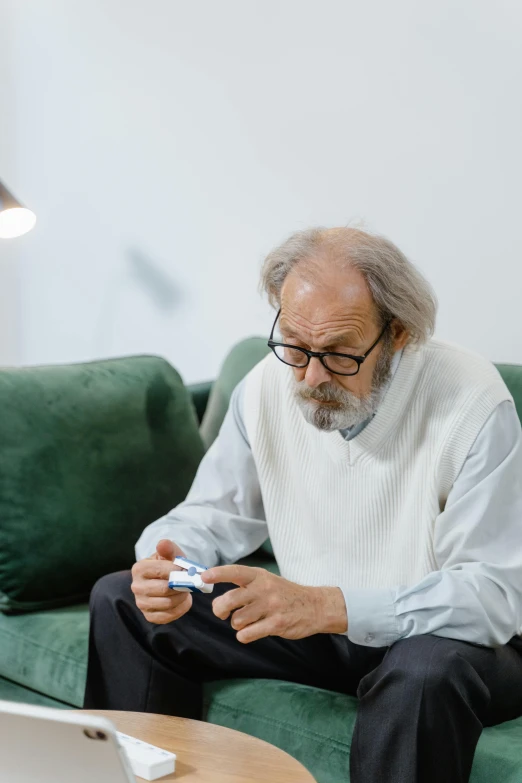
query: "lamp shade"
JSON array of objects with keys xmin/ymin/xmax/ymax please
[{"xmin": 0, "ymin": 181, "xmax": 36, "ymax": 239}]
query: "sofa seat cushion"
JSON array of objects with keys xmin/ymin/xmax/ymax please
[
  {"xmin": 0, "ymin": 605, "xmax": 88, "ymax": 707},
  {"xmin": 2, "ymin": 603, "xmax": 522, "ymax": 783},
  {"xmin": 204, "ymin": 678, "xmax": 355, "ymax": 783},
  {"xmin": 0, "ymin": 553, "xmax": 276, "ymax": 709},
  {"xmin": 0, "ymin": 676, "xmax": 71, "ymax": 708},
  {"xmin": 204, "ymin": 678, "xmax": 522, "ymax": 783}
]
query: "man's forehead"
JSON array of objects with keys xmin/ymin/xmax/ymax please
[
  {"xmin": 278, "ymin": 307, "xmax": 368, "ymax": 337},
  {"xmin": 279, "ymin": 269, "xmax": 377, "ymax": 336}
]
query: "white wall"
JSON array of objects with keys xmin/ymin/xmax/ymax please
[
  {"xmin": 1, "ymin": 0, "xmax": 521, "ymax": 382},
  {"xmin": 0, "ymin": 4, "xmax": 21, "ymax": 364}
]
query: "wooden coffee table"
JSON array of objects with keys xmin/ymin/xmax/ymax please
[{"xmin": 79, "ymin": 710, "xmax": 316, "ymax": 782}]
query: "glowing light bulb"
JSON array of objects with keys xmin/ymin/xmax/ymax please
[
  {"xmin": 0, "ymin": 207, "xmax": 37, "ymax": 239},
  {"xmin": 0, "ymin": 181, "xmax": 37, "ymax": 239}
]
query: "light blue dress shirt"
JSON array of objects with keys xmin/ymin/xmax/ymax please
[{"xmin": 136, "ymin": 351, "xmax": 522, "ymax": 648}]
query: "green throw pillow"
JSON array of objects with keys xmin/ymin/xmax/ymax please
[{"xmin": 0, "ymin": 356, "xmax": 205, "ymax": 613}]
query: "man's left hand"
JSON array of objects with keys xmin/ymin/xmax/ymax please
[{"xmin": 201, "ymin": 565, "xmax": 348, "ymax": 643}]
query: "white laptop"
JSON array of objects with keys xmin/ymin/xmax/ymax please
[{"xmin": 0, "ymin": 699, "xmax": 136, "ymax": 783}]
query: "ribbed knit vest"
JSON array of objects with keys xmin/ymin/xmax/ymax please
[{"xmin": 243, "ymin": 339, "xmax": 512, "ymax": 589}]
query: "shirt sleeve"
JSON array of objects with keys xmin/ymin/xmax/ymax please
[
  {"xmin": 342, "ymin": 399, "xmax": 522, "ymax": 648},
  {"xmin": 134, "ymin": 379, "xmax": 268, "ymax": 565}
]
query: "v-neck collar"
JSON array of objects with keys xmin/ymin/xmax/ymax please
[{"xmin": 322, "ymin": 344, "xmax": 425, "ymax": 466}]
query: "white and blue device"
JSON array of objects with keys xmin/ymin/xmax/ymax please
[{"xmin": 168, "ymin": 556, "xmax": 214, "ymax": 595}]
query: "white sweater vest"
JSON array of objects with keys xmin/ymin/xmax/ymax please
[{"xmin": 243, "ymin": 340, "xmax": 512, "ymax": 589}]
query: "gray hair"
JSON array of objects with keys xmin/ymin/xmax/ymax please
[{"xmin": 259, "ymin": 227, "xmax": 437, "ymax": 345}]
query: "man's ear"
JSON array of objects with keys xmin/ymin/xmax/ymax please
[{"xmin": 391, "ymin": 320, "xmax": 409, "ymax": 352}]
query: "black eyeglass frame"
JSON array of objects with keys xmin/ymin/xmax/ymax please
[{"xmin": 267, "ymin": 309, "xmax": 391, "ymax": 377}]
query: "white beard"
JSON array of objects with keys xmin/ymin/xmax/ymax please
[{"xmin": 293, "ymin": 342, "xmax": 394, "ymax": 432}]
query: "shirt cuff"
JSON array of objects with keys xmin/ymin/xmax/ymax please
[{"xmin": 340, "ymin": 586, "xmax": 401, "ymax": 647}]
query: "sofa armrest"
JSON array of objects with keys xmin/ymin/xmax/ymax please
[{"xmin": 188, "ymin": 381, "xmax": 214, "ymax": 424}]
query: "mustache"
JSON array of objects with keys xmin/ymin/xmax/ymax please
[{"xmin": 295, "ymin": 381, "xmax": 353, "ymax": 405}]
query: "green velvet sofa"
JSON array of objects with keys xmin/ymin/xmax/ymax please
[{"xmin": 0, "ymin": 340, "xmax": 521, "ymax": 783}]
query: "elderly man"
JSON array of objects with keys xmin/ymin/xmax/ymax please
[{"xmin": 84, "ymin": 227, "xmax": 522, "ymax": 783}]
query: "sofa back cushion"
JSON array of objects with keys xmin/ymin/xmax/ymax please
[
  {"xmin": 0, "ymin": 356, "xmax": 204, "ymax": 613},
  {"xmin": 201, "ymin": 341, "xmax": 522, "ymax": 440},
  {"xmin": 200, "ymin": 337, "xmax": 271, "ymax": 450},
  {"xmin": 496, "ymin": 364, "xmax": 522, "ymax": 423}
]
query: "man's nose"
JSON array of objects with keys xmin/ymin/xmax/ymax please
[{"xmin": 304, "ymin": 357, "xmax": 333, "ymax": 389}]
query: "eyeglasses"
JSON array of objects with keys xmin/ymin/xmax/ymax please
[{"xmin": 267, "ymin": 309, "xmax": 391, "ymax": 377}]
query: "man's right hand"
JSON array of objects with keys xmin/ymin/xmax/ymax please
[{"xmin": 131, "ymin": 539, "xmax": 193, "ymax": 625}]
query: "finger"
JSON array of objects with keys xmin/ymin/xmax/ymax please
[
  {"xmin": 142, "ymin": 594, "xmax": 192, "ymax": 624},
  {"xmin": 168, "ymin": 592, "xmax": 193, "ymax": 618},
  {"xmin": 236, "ymin": 618, "xmax": 274, "ymax": 644},
  {"xmin": 202, "ymin": 565, "xmax": 258, "ymax": 587},
  {"xmin": 156, "ymin": 539, "xmax": 175, "ymax": 560},
  {"xmin": 156, "ymin": 539, "xmax": 185, "ymax": 561},
  {"xmin": 132, "ymin": 578, "xmax": 175, "ymax": 598},
  {"xmin": 230, "ymin": 604, "xmax": 265, "ymax": 632},
  {"xmin": 136, "ymin": 595, "xmax": 187, "ymax": 613},
  {"xmin": 212, "ymin": 587, "xmax": 253, "ymax": 620},
  {"xmin": 143, "ymin": 611, "xmax": 182, "ymax": 625},
  {"xmin": 134, "ymin": 560, "xmax": 174, "ymax": 580}
]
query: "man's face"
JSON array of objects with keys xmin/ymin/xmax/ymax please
[{"xmin": 278, "ymin": 264, "xmax": 400, "ymax": 432}]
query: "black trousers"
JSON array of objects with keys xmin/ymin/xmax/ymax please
[{"xmin": 84, "ymin": 571, "xmax": 522, "ymax": 783}]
